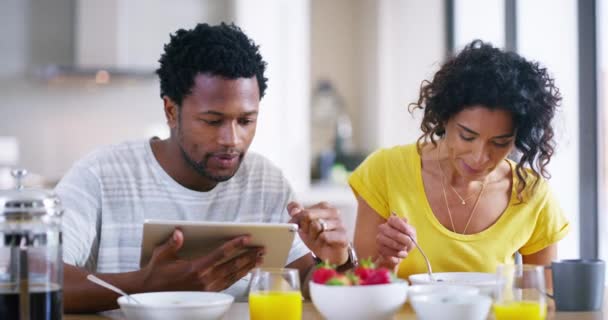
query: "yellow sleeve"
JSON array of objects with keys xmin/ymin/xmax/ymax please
[
  {"xmin": 348, "ymin": 149, "xmax": 390, "ymax": 219},
  {"xmin": 519, "ymin": 184, "xmax": 570, "ymax": 255}
]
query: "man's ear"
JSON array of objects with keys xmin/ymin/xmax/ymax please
[{"xmin": 163, "ymin": 96, "xmax": 179, "ymax": 129}]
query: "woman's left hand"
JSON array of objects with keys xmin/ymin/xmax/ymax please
[{"xmin": 287, "ymin": 201, "xmax": 349, "ymax": 265}]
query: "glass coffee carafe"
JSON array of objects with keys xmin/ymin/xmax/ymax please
[{"xmin": 0, "ymin": 169, "xmax": 63, "ymax": 320}]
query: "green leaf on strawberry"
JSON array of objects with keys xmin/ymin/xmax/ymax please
[
  {"xmin": 345, "ymin": 271, "xmax": 360, "ymax": 285},
  {"xmin": 325, "ymin": 274, "xmax": 351, "ymax": 286}
]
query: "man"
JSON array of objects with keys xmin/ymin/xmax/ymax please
[{"xmin": 57, "ymin": 23, "xmax": 354, "ymax": 313}]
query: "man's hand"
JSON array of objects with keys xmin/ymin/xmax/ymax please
[
  {"xmin": 141, "ymin": 229, "xmax": 265, "ymax": 292},
  {"xmin": 64, "ymin": 229, "xmax": 265, "ymax": 313},
  {"xmin": 287, "ymin": 201, "xmax": 349, "ymax": 266}
]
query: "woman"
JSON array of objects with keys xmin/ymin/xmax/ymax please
[{"xmin": 350, "ymin": 40, "xmax": 569, "ymax": 279}]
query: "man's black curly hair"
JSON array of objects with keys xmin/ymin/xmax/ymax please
[
  {"xmin": 156, "ymin": 23, "xmax": 268, "ymax": 106},
  {"xmin": 410, "ymin": 40, "xmax": 561, "ymax": 199}
]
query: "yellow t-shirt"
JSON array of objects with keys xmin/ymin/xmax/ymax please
[{"xmin": 348, "ymin": 143, "xmax": 570, "ymax": 280}]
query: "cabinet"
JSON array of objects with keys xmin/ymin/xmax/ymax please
[{"xmin": 76, "ymin": 0, "xmax": 228, "ymax": 70}]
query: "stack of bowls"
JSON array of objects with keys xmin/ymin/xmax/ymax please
[{"xmin": 409, "ymin": 289, "xmax": 492, "ymax": 320}]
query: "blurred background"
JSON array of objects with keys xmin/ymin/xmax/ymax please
[{"xmin": 0, "ymin": 0, "xmax": 606, "ymax": 264}]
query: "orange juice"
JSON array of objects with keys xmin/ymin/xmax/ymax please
[
  {"xmin": 493, "ymin": 301, "xmax": 547, "ymax": 320},
  {"xmin": 249, "ymin": 291, "xmax": 302, "ymax": 320}
]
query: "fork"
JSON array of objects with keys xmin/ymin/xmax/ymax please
[{"xmin": 390, "ymin": 212, "xmax": 435, "ymax": 282}]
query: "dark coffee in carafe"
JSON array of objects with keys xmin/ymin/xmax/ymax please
[
  {"xmin": 0, "ymin": 170, "xmax": 65, "ymax": 320},
  {"xmin": 0, "ymin": 284, "xmax": 62, "ymax": 320}
]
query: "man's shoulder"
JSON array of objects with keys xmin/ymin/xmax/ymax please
[
  {"xmin": 75, "ymin": 139, "xmax": 148, "ymax": 168},
  {"xmin": 63, "ymin": 140, "xmax": 151, "ymax": 184}
]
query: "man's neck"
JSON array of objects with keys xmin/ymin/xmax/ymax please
[{"xmin": 149, "ymin": 138, "xmax": 218, "ymax": 192}]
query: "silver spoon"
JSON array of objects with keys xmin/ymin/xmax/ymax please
[
  {"xmin": 407, "ymin": 234, "xmax": 436, "ymax": 282},
  {"xmin": 86, "ymin": 274, "xmax": 141, "ymax": 304},
  {"xmin": 391, "ymin": 212, "xmax": 436, "ymax": 282}
]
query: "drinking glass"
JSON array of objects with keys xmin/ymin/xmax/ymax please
[
  {"xmin": 494, "ymin": 264, "xmax": 547, "ymax": 320},
  {"xmin": 249, "ymin": 268, "xmax": 302, "ymax": 320}
]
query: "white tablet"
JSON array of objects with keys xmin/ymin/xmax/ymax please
[{"xmin": 140, "ymin": 219, "xmax": 299, "ymax": 268}]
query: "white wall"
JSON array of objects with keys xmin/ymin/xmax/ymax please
[
  {"xmin": 0, "ymin": 1, "xmax": 28, "ymax": 78},
  {"xmin": 453, "ymin": 0, "xmax": 505, "ymax": 50},
  {"xmin": 373, "ymin": 0, "xmax": 445, "ymax": 149},
  {"xmin": 356, "ymin": 0, "xmax": 381, "ymax": 152},
  {"xmin": 231, "ymin": 0, "xmax": 311, "ymax": 193},
  {"xmin": 518, "ymin": 0, "xmax": 580, "ymax": 259}
]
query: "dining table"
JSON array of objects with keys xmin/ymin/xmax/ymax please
[{"xmin": 64, "ymin": 296, "xmax": 607, "ymax": 320}]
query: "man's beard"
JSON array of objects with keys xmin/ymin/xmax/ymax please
[{"xmin": 179, "ymin": 144, "xmax": 244, "ymax": 182}]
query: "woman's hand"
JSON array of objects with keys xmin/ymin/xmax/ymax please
[{"xmin": 375, "ymin": 213, "xmax": 417, "ymax": 271}]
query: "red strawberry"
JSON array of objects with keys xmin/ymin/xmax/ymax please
[
  {"xmin": 312, "ymin": 261, "xmax": 337, "ymax": 284},
  {"xmin": 362, "ymin": 267, "xmax": 392, "ymax": 285},
  {"xmin": 325, "ymin": 274, "xmax": 351, "ymax": 286},
  {"xmin": 354, "ymin": 258, "xmax": 376, "ymax": 284}
]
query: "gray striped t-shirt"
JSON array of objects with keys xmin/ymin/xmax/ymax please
[{"xmin": 55, "ymin": 139, "xmax": 309, "ymax": 275}]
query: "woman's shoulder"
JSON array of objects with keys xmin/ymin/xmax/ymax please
[
  {"xmin": 506, "ymin": 159, "xmax": 551, "ymax": 203},
  {"xmin": 363, "ymin": 143, "xmax": 419, "ymax": 166}
]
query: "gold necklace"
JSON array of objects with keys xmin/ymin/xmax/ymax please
[
  {"xmin": 437, "ymin": 144, "xmax": 487, "ymax": 234},
  {"xmin": 448, "ymin": 184, "xmax": 478, "ymax": 205}
]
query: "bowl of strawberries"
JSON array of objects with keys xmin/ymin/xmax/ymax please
[{"xmin": 309, "ymin": 259, "xmax": 408, "ymax": 320}]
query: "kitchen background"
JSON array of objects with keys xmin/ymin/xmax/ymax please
[{"xmin": 1, "ymin": 0, "xmax": 607, "ymax": 264}]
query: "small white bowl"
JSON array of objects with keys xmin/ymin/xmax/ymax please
[
  {"xmin": 409, "ymin": 272, "xmax": 498, "ymax": 296},
  {"xmin": 410, "ymin": 292, "xmax": 492, "ymax": 320},
  {"xmin": 117, "ymin": 291, "xmax": 234, "ymax": 320},
  {"xmin": 310, "ymin": 280, "xmax": 408, "ymax": 320},
  {"xmin": 408, "ymin": 284, "xmax": 479, "ymax": 299}
]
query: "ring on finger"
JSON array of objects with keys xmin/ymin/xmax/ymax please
[{"xmin": 318, "ymin": 218, "xmax": 328, "ymax": 233}]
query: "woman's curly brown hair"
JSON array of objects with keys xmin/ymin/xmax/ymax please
[{"xmin": 409, "ymin": 40, "xmax": 561, "ymax": 200}]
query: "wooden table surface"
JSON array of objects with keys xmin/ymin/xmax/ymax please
[{"xmin": 64, "ymin": 300, "xmax": 607, "ymax": 320}]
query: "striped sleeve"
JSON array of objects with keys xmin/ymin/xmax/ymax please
[{"xmin": 55, "ymin": 159, "xmax": 101, "ymax": 268}]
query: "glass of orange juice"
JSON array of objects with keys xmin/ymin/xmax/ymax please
[
  {"xmin": 494, "ymin": 264, "xmax": 548, "ymax": 320},
  {"xmin": 249, "ymin": 268, "xmax": 302, "ymax": 320}
]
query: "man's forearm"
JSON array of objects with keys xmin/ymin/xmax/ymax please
[
  {"xmin": 300, "ymin": 262, "xmax": 316, "ymax": 300},
  {"xmin": 63, "ymin": 263, "xmax": 145, "ymax": 313}
]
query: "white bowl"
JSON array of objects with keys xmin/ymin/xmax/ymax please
[
  {"xmin": 117, "ymin": 291, "xmax": 234, "ymax": 320},
  {"xmin": 410, "ymin": 292, "xmax": 492, "ymax": 320},
  {"xmin": 310, "ymin": 280, "xmax": 408, "ymax": 320},
  {"xmin": 409, "ymin": 272, "xmax": 498, "ymax": 296},
  {"xmin": 408, "ymin": 284, "xmax": 479, "ymax": 299}
]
